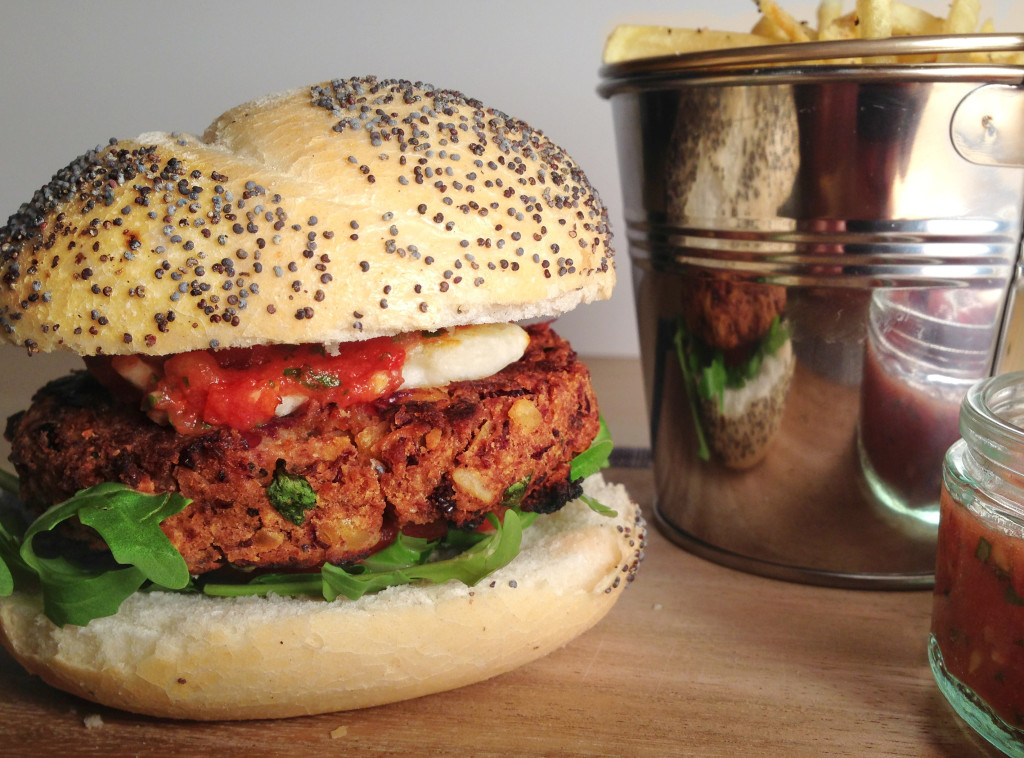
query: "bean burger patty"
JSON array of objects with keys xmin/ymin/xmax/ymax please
[{"xmin": 5, "ymin": 323, "xmax": 598, "ymax": 575}]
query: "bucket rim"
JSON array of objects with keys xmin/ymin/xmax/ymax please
[{"xmin": 598, "ymin": 33, "xmax": 1024, "ymax": 95}]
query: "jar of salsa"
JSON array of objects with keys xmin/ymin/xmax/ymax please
[{"xmin": 931, "ymin": 371, "xmax": 1024, "ymax": 756}]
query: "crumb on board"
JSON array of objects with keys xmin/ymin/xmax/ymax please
[
  {"xmin": 83, "ymin": 714, "xmax": 104, "ymax": 729},
  {"xmin": 330, "ymin": 725, "xmax": 349, "ymax": 739}
]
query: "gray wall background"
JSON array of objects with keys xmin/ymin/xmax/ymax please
[{"xmin": 2, "ymin": 0, "xmax": 1022, "ymax": 361}]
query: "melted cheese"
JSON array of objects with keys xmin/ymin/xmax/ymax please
[{"xmin": 400, "ymin": 323, "xmax": 530, "ymax": 389}]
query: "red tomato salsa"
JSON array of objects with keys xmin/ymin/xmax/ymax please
[
  {"xmin": 932, "ymin": 484, "xmax": 1024, "ymax": 727},
  {"xmin": 105, "ymin": 338, "xmax": 406, "ymax": 434},
  {"xmin": 859, "ymin": 338, "xmax": 964, "ymax": 509}
]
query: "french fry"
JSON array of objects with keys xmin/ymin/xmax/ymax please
[
  {"xmin": 817, "ymin": 0, "xmax": 844, "ymax": 32},
  {"xmin": 940, "ymin": 0, "xmax": 981, "ymax": 61},
  {"xmin": 757, "ymin": 0, "xmax": 812, "ymax": 42},
  {"xmin": 856, "ymin": 0, "xmax": 895, "ymax": 64},
  {"xmin": 944, "ymin": 0, "xmax": 981, "ymax": 34},
  {"xmin": 967, "ymin": 17, "xmax": 997, "ymax": 62},
  {"xmin": 970, "ymin": 15, "xmax": 1024, "ymax": 65},
  {"xmin": 891, "ymin": 3, "xmax": 943, "ymax": 36},
  {"xmin": 751, "ymin": 14, "xmax": 800, "ymax": 42},
  {"xmin": 603, "ymin": 0, "xmax": 1020, "ymax": 68},
  {"xmin": 818, "ymin": 12, "xmax": 859, "ymax": 41},
  {"xmin": 602, "ymin": 25, "xmax": 776, "ymax": 65},
  {"xmin": 857, "ymin": 0, "xmax": 893, "ymax": 39}
]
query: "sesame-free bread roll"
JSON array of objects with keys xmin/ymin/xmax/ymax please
[
  {"xmin": 0, "ymin": 476, "xmax": 643, "ymax": 721},
  {"xmin": 0, "ymin": 76, "xmax": 614, "ymax": 356}
]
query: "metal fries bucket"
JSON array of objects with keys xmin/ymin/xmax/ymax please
[{"xmin": 600, "ymin": 35, "xmax": 1024, "ymax": 588}]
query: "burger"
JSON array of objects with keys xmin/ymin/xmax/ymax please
[
  {"xmin": 674, "ymin": 273, "xmax": 794, "ymax": 469},
  {"xmin": 0, "ymin": 76, "xmax": 643, "ymax": 720}
]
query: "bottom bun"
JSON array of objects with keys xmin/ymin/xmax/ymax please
[
  {"xmin": 700, "ymin": 340, "xmax": 795, "ymax": 469},
  {"xmin": 0, "ymin": 474, "xmax": 643, "ymax": 721}
]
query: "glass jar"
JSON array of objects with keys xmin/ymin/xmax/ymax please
[
  {"xmin": 860, "ymin": 288, "xmax": 1001, "ymax": 525},
  {"xmin": 930, "ymin": 371, "xmax": 1024, "ymax": 757}
]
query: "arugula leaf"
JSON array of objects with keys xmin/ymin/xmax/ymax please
[
  {"xmin": 0, "ymin": 523, "xmax": 20, "ymax": 596},
  {"xmin": 697, "ymin": 352, "xmax": 729, "ymax": 407},
  {"xmin": 438, "ymin": 524, "xmax": 496, "ymax": 553},
  {"xmin": 0, "ymin": 509, "xmax": 35, "ymax": 596},
  {"xmin": 27, "ymin": 558, "xmax": 150, "ymax": 628},
  {"xmin": 203, "ymin": 509, "xmax": 539, "ymax": 601},
  {"xmin": 580, "ymin": 494, "xmax": 618, "ymax": 518},
  {"xmin": 359, "ymin": 532, "xmax": 436, "ymax": 572},
  {"xmin": 322, "ymin": 509, "xmax": 528, "ymax": 601},
  {"xmin": 762, "ymin": 316, "xmax": 791, "ymax": 356},
  {"xmin": 673, "ymin": 322, "xmax": 712, "ymax": 462},
  {"xmin": 202, "ymin": 572, "xmax": 322, "ymax": 598},
  {"xmin": 267, "ymin": 459, "xmax": 317, "ymax": 525},
  {"xmin": 0, "ymin": 469, "xmax": 19, "ymax": 497},
  {"xmin": 18, "ymin": 484, "xmax": 191, "ymax": 627},
  {"xmin": 500, "ymin": 476, "xmax": 531, "ymax": 509},
  {"xmin": 432, "ymin": 507, "xmax": 535, "ymax": 562},
  {"xmin": 567, "ymin": 417, "xmax": 619, "ymax": 518},
  {"xmin": 243, "ymin": 533, "xmax": 440, "ymax": 600},
  {"xmin": 0, "ymin": 565, "xmax": 12, "ymax": 597},
  {"xmin": 570, "ymin": 416, "xmax": 613, "ymax": 482},
  {"xmin": 74, "ymin": 484, "xmax": 191, "ymax": 587},
  {"xmin": 0, "ymin": 490, "xmax": 33, "ymax": 596},
  {"xmin": 683, "ymin": 316, "xmax": 791, "ymax": 406}
]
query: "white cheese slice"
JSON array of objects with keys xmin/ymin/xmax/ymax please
[{"xmin": 400, "ymin": 322, "xmax": 530, "ymax": 389}]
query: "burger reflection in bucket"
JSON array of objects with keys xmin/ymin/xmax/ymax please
[{"xmin": 672, "ymin": 274, "xmax": 795, "ymax": 470}]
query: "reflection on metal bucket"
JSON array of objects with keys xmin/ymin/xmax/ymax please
[{"xmin": 600, "ymin": 35, "xmax": 1024, "ymax": 588}]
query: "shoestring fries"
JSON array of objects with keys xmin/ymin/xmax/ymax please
[{"xmin": 603, "ymin": 0, "xmax": 1022, "ymax": 65}]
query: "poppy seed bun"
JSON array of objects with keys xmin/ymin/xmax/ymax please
[
  {"xmin": 0, "ymin": 76, "xmax": 614, "ymax": 356},
  {"xmin": 0, "ymin": 475, "xmax": 643, "ymax": 721}
]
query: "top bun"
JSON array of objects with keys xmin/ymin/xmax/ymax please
[{"xmin": 0, "ymin": 77, "xmax": 614, "ymax": 355}]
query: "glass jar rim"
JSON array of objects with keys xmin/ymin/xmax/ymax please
[{"xmin": 962, "ymin": 371, "xmax": 1024, "ymax": 472}]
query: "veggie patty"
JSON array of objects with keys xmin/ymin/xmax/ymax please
[{"xmin": 5, "ymin": 324, "xmax": 598, "ymax": 575}]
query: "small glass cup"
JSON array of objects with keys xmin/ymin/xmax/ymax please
[
  {"xmin": 860, "ymin": 287, "xmax": 1000, "ymax": 525},
  {"xmin": 931, "ymin": 371, "xmax": 1024, "ymax": 756}
]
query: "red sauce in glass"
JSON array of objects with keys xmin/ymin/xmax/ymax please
[
  {"xmin": 860, "ymin": 289, "xmax": 997, "ymax": 511},
  {"xmin": 859, "ymin": 340, "xmax": 963, "ymax": 508},
  {"xmin": 932, "ymin": 484, "xmax": 1024, "ymax": 727},
  {"xmin": 107, "ymin": 338, "xmax": 406, "ymax": 434}
]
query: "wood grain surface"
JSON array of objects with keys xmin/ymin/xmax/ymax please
[{"xmin": 0, "ymin": 466, "xmax": 1005, "ymax": 757}]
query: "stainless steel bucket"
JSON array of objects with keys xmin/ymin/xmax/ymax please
[{"xmin": 600, "ymin": 35, "xmax": 1024, "ymax": 588}]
